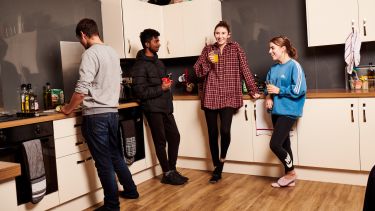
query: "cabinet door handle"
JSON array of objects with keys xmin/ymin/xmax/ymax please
[
  {"xmin": 127, "ymin": 39, "xmax": 131, "ymax": 54},
  {"xmin": 244, "ymin": 104, "xmax": 248, "ymax": 121},
  {"xmin": 253, "ymin": 103, "xmax": 256, "ymax": 121},
  {"xmin": 77, "ymin": 156, "xmax": 92, "ymax": 164},
  {"xmin": 75, "ymin": 141, "xmax": 84, "ymax": 146},
  {"xmin": 363, "ymin": 19, "xmax": 367, "ymax": 36},
  {"xmin": 351, "ymin": 104, "xmax": 354, "ymax": 122},
  {"xmin": 74, "ymin": 123, "xmax": 82, "ymax": 128},
  {"xmin": 77, "ymin": 159, "xmax": 85, "ymax": 164},
  {"xmin": 351, "ymin": 19, "xmax": 355, "ymax": 33},
  {"xmin": 363, "ymin": 103, "xmax": 367, "ymax": 122},
  {"xmin": 167, "ymin": 41, "xmax": 170, "ymax": 54}
]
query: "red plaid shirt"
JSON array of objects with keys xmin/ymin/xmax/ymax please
[{"xmin": 194, "ymin": 41, "xmax": 259, "ymax": 109}]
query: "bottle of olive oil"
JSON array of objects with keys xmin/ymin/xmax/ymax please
[
  {"xmin": 25, "ymin": 84, "xmax": 30, "ymax": 112},
  {"xmin": 20, "ymin": 84, "xmax": 27, "ymax": 112}
]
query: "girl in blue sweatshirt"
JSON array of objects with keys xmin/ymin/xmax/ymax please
[{"xmin": 265, "ymin": 36, "xmax": 306, "ymax": 188}]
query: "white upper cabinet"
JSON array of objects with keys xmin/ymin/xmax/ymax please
[
  {"xmin": 306, "ymin": 0, "xmax": 375, "ymax": 46},
  {"xmin": 181, "ymin": 0, "xmax": 221, "ymax": 57},
  {"xmin": 122, "ymin": 0, "xmax": 164, "ymax": 58},
  {"xmin": 101, "ymin": 0, "xmax": 126, "ymax": 58},
  {"xmin": 101, "ymin": 0, "xmax": 222, "ymax": 58},
  {"xmin": 162, "ymin": 3, "xmax": 185, "ymax": 58},
  {"xmin": 358, "ymin": 0, "xmax": 375, "ymax": 42}
]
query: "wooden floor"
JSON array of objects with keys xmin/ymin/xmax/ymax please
[{"xmin": 86, "ymin": 168, "xmax": 366, "ymax": 211}]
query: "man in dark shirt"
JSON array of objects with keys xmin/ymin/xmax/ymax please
[{"xmin": 131, "ymin": 29, "xmax": 188, "ymax": 185}]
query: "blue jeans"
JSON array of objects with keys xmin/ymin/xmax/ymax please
[{"xmin": 82, "ymin": 112, "xmax": 137, "ymax": 211}]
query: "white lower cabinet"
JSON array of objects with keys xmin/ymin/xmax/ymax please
[
  {"xmin": 54, "ymin": 117, "xmax": 101, "ymax": 204},
  {"xmin": 0, "ymin": 180, "xmax": 17, "ymax": 211},
  {"xmin": 252, "ymin": 99, "xmax": 298, "ymax": 165},
  {"xmin": 297, "ymin": 99, "xmax": 360, "ymax": 170},
  {"xmin": 173, "ymin": 100, "xmax": 210, "ymax": 158},
  {"xmin": 359, "ymin": 98, "xmax": 375, "ymax": 171},
  {"xmin": 56, "ymin": 150, "xmax": 100, "ymax": 203},
  {"xmin": 226, "ymin": 101, "xmax": 254, "ymax": 162}
]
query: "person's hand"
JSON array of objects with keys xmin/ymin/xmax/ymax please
[
  {"xmin": 208, "ymin": 51, "xmax": 216, "ymax": 63},
  {"xmin": 58, "ymin": 104, "xmax": 72, "ymax": 115},
  {"xmin": 161, "ymin": 79, "xmax": 172, "ymax": 91},
  {"xmin": 265, "ymin": 98, "xmax": 273, "ymax": 110},
  {"xmin": 251, "ymin": 93, "xmax": 260, "ymax": 99},
  {"xmin": 266, "ymin": 84, "xmax": 280, "ymax": 94}
]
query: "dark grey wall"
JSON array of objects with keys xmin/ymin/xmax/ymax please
[
  {"xmin": 222, "ymin": 0, "xmax": 375, "ymax": 89},
  {"xmin": 0, "ymin": 0, "xmax": 102, "ymax": 112}
]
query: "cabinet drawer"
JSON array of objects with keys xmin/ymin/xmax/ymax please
[
  {"xmin": 53, "ymin": 117, "xmax": 82, "ymax": 139},
  {"xmin": 55, "ymin": 134, "xmax": 87, "ymax": 158},
  {"xmin": 56, "ymin": 150, "xmax": 101, "ymax": 203}
]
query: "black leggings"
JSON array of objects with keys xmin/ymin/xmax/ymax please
[
  {"xmin": 204, "ymin": 108, "xmax": 236, "ymax": 167},
  {"xmin": 270, "ymin": 115, "xmax": 296, "ymax": 174}
]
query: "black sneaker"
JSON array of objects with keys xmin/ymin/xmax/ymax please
[
  {"xmin": 173, "ymin": 170, "xmax": 189, "ymax": 182},
  {"xmin": 161, "ymin": 171, "xmax": 186, "ymax": 185},
  {"xmin": 209, "ymin": 173, "xmax": 222, "ymax": 184},
  {"xmin": 94, "ymin": 205, "xmax": 111, "ymax": 211},
  {"xmin": 120, "ymin": 190, "xmax": 139, "ymax": 199},
  {"xmin": 209, "ymin": 163, "xmax": 223, "ymax": 184}
]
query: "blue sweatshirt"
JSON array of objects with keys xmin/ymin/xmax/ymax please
[{"xmin": 265, "ymin": 59, "xmax": 307, "ymax": 118}]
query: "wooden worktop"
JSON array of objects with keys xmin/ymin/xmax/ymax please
[
  {"xmin": 0, "ymin": 162, "xmax": 21, "ymax": 182},
  {"xmin": 2, "ymin": 89, "xmax": 375, "ymax": 128},
  {"xmin": 0, "ymin": 102, "xmax": 139, "ymax": 129},
  {"xmin": 173, "ymin": 89, "xmax": 375, "ymax": 100}
]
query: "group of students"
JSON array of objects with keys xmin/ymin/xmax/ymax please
[{"xmin": 60, "ymin": 18, "xmax": 307, "ymax": 211}]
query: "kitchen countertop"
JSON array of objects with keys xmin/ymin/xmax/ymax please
[
  {"xmin": 173, "ymin": 89, "xmax": 375, "ymax": 100},
  {"xmin": 2, "ymin": 90, "xmax": 375, "ymax": 128},
  {"xmin": 0, "ymin": 102, "xmax": 139, "ymax": 129},
  {"xmin": 0, "ymin": 161, "xmax": 21, "ymax": 182}
]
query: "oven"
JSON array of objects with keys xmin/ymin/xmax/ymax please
[{"xmin": 0, "ymin": 121, "xmax": 58, "ymax": 205}]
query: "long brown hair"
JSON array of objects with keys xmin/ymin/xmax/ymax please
[{"xmin": 270, "ymin": 36, "xmax": 297, "ymax": 59}]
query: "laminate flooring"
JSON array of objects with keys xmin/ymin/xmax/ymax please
[{"xmin": 86, "ymin": 168, "xmax": 366, "ymax": 211}]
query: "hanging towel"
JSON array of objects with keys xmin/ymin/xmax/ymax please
[
  {"xmin": 119, "ymin": 119, "xmax": 137, "ymax": 165},
  {"xmin": 345, "ymin": 30, "xmax": 361, "ymax": 75},
  {"xmin": 255, "ymin": 100, "xmax": 273, "ymax": 136},
  {"xmin": 22, "ymin": 139, "xmax": 46, "ymax": 204}
]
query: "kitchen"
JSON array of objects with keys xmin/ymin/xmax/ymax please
[{"xmin": 0, "ymin": 0, "xmax": 375, "ymax": 210}]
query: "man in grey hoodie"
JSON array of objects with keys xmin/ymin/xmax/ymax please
[
  {"xmin": 61, "ymin": 18, "xmax": 138, "ymax": 211},
  {"xmin": 131, "ymin": 29, "xmax": 188, "ymax": 185}
]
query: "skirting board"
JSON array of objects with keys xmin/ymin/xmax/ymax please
[{"xmin": 176, "ymin": 157, "xmax": 369, "ymax": 186}]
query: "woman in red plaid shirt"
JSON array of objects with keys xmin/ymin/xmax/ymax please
[{"xmin": 194, "ymin": 21, "xmax": 260, "ymax": 183}]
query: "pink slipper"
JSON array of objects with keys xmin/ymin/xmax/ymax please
[
  {"xmin": 271, "ymin": 181, "xmax": 295, "ymax": 188},
  {"xmin": 271, "ymin": 175, "xmax": 296, "ymax": 188},
  {"xmin": 277, "ymin": 175, "xmax": 296, "ymax": 186}
]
